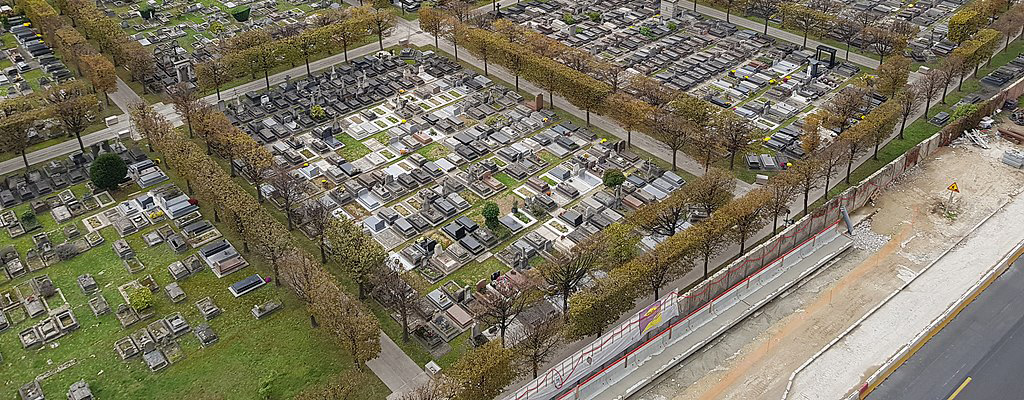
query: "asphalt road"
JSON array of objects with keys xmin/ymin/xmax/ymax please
[{"xmin": 871, "ymin": 254, "xmax": 1024, "ymax": 400}]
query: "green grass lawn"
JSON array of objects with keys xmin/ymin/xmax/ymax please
[
  {"xmin": 415, "ymin": 142, "xmax": 450, "ymax": 161},
  {"xmin": 1, "ymin": 33, "xmax": 16, "ymax": 49},
  {"xmin": 0, "ymin": 180, "xmax": 387, "ymax": 398},
  {"xmin": 335, "ymin": 133, "xmax": 372, "ymax": 160}
]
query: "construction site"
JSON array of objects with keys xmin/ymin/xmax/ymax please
[{"xmin": 632, "ymin": 100, "xmax": 1024, "ymax": 400}]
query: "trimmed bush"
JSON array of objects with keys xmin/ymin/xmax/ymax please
[{"xmin": 89, "ymin": 153, "xmax": 128, "ymax": 191}]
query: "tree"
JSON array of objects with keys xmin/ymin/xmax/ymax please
[
  {"xmin": 728, "ymin": 190, "xmax": 769, "ymax": 254},
  {"xmin": 446, "ymin": 341, "xmax": 518, "ymax": 400},
  {"xmin": 689, "ymin": 168, "xmax": 735, "ymax": 215},
  {"xmin": 609, "ymin": 94, "xmax": 654, "ymax": 148},
  {"xmin": 840, "ymin": 129, "xmax": 868, "ymax": 184},
  {"xmin": 196, "ymin": 58, "xmax": 231, "ymax": 101},
  {"xmin": 791, "ymin": 158, "xmax": 822, "ymax": 215},
  {"xmin": 948, "ymin": 7, "xmax": 985, "ymax": 44},
  {"xmin": 564, "ymin": 280, "xmax": 634, "ymax": 337},
  {"xmin": 481, "ymin": 201, "xmax": 501, "ymax": 230},
  {"xmin": 916, "ymin": 68, "xmax": 944, "ymax": 118},
  {"xmin": 817, "ymin": 139, "xmax": 845, "ymax": 198},
  {"xmin": 782, "ymin": 4, "xmax": 833, "ymax": 48},
  {"xmin": 648, "ymin": 103, "xmax": 688, "ymax": 172},
  {"xmin": 748, "ymin": 0, "xmax": 782, "ymax": 34},
  {"xmin": 717, "ymin": 111, "xmax": 758, "ymax": 170},
  {"xmin": 479, "ymin": 287, "xmax": 532, "ymax": 346},
  {"xmin": 823, "ymin": 85, "xmax": 867, "ymax": 134},
  {"xmin": 0, "ymin": 112, "xmax": 36, "ymax": 169},
  {"xmin": 80, "ymin": 54, "xmax": 116, "ymax": 107},
  {"xmin": 328, "ymin": 220, "xmax": 387, "ymax": 300},
  {"xmin": 514, "ymin": 314, "xmax": 562, "ymax": 379},
  {"xmin": 373, "ymin": 260, "xmax": 422, "ymax": 342},
  {"xmin": 330, "ymin": 13, "xmax": 367, "ymax": 63},
  {"xmin": 311, "ymin": 279, "xmax": 381, "ymax": 370},
  {"xmin": 895, "ymin": 87, "xmax": 920, "ymax": 140},
  {"xmin": 249, "ymin": 224, "xmax": 293, "ymax": 286},
  {"xmin": 691, "ymin": 117, "xmax": 724, "ymax": 172},
  {"xmin": 168, "ymin": 83, "xmax": 205, "ymax": 140},
  {"xmin": 369, "ymin": 7, "xmax": 395, "ymax": 51},
  {"xmin": 639, "ymin": 251, "xmax": 691, "ymax": 300},
  {"xmin": 291, "ymin": 30, "xmax": 327, "ymax": 76},
  {"xmin": 602, "ymin": 168, "xmax": 626, "ymax": 189},
  {"xmin": 538, "ymin": 242, "xmax": 599, "ymax": 312},
  {"xmin": 89, "ymin": 153, "xmax": 127, "ymax": 191},
  {"xmin": 765, "ymin": 171, "xmax": 799, "ymax": 234},
  {"xmin": 833, "ymin": 15, "xmax": 864, "ymax": 60},
  {"xmin": 48, "ymin": 85, "xmax": 96, "ymax": 153},
  {"xmin": 302, "ymin": 200, "xmax": 334, "ymax": 263},
  {"xmin": 635, "ymin": 188, "xmax": 690, "ymax": 238},
  {"xmin": 280, "ymin": 255, "xmax": 331, "ymax": 327},
  {"xmin": 874, "ymin": 55, "xmax": 910, "ymax": 99},
  {"xmin": 420, "ymin": 6, "xmax": 444, "ymax": 48},
  {"xmin": 500, "ymin": 41, "xmax": 529, "ymax": 91},
  {"xmin": 939, "ymin": 55, "xmax": 963, "ymax": 103},
  {"xmin": 692, "ymin": 218, "xmax": 732, "ymax": 279},
  {"xmin": 268, "ymin": 167, "xmax": 307, "ymax": 230},
  {"xmin": 595, "ymin": 223, "xmax": 641, "ymax": 270},
  {"xmin": 862, "ymin": 26, "xmax": 907, "ymax": 63},
  {"xmin": 125, "ymin": 42, "xmax": 156, "ymax": 93}
]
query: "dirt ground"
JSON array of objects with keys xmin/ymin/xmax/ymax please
[{"xmin": 634, "ymin": 138, "xmax": 1024, "ymax": 400}]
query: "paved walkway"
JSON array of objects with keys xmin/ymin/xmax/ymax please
[{"xmin": 367, "ymin": 332, "xmax": 431, "ymax": 399}]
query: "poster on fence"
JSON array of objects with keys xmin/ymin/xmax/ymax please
[{"xmin": 640, "ymin": 299, "xmax": 663, "ymax": 334}]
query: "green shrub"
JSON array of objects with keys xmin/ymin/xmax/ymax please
[
  {"xmin": 89, "ymin": 153, "xmax": 127, "ymax": 191},
  {"xmin": 126, "ymin": 287, "xmax": 155, "ymax": 311}
]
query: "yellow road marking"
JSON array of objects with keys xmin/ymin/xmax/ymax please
[{"xmin": 947, "ymin": 376, "xmax": 972, "ymax": 400}]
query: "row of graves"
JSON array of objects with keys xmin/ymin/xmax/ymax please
[
  {"xmin": 3, "ymin": 15, "xmax": 73, "ymax": 95},
  {"xmin": 395, "ymin": 152, "xmax": 694, "ymax": 351},
  {"xmin": 499, "ymin": 0, "xmax": 664, "ymax": 57},
  {"xmin": 0, "ymin": 139, "xmax": 165, "ymax": 212}
]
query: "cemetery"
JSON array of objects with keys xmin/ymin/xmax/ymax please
[
  {"xmin": 219, "ymin": 46, "xmax": 701, "ymax": 355},
  {"xmin": 1, "ymin": 15, "xmax": 73, "ymax": 96},
  {"xmin": 93, "ymin": 0, "xmax": 347, "ymax": 93},
  {"xmin": 497, "ymin": 0, "xmax": 876, "ymax": 172},
  {"xmin": 0, "ymin": 172, "xmax": 388, "ymax": 398}
]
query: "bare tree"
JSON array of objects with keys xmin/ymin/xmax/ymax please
[
  {"xmin": 916, "ymin": 68, "xmax": 945, "ymax": 118},
  {"xmin": 168, "ymin": 83, "xmax": 206, "ymax": 141},
  {"xmin": 689, "ymin": 168, "xmax": 736, "ymax": 215},
  {"xmin": 538, "ymin": 242, "xmax": 599, "ymax": 313},
  {"xmin": 268, "ymin": 167, "xmax": 307, "ymax": 230},
  {"xmin": 302, "ymin": 200, "xmax": 334, "ymax": 263},
  {"xmin": 514, "ymin": 314, "xmax": 563, "ymax": 379},
  {"xmin": 280, "ymin": 255, "xmax": 330, "ymax": 327},
  {"xmin": 480, "ymin": 285, "xmax": 533, "ymax": 346},
  {"xmin": 373, "ymin": 260, "xmax": 422, "ymax": 342}
]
